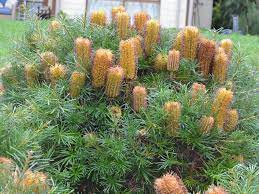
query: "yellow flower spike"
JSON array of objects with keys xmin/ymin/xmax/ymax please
[
  {"xmin": 205, "ymin": 185, "xmax": 228, "ymax": 194},
  {"xmin": 164, "ymin": 101, "xmax": 181, "ymax": 135},
  {"xmin": 92, "ymin": 49, "xmax": 113, "ymax": 88},
  {"xmin": 167, "ymin": 49, "xmax": 180, "ymax": 72},
  {"xmin": 24, "ymin": 64, "xmax": 39, "ymax": 87},
  {"xmin": 173, "ymin": 31, "xmax": 183, "ymax": 52},
  {"xmin": 154, "ymin": 53, "xmax": 168, "ymax": 71},
  {"xmin": 70, "ymin": 71, "xmax": 86, "ymax": 98},
  {"xmin": 116, "ymin": 11, "xmax": 130, "ymax": 40},
  {"xmin": 105, "ymin": 66, "xmax": 124, "ymax": 98},
  {"xmin": 90, "ymin": 10, "xmax": 107, "ymax": 26},
  {"xmin": 74, "ymin": 38, "xmax": 92, "ymax": 72},
  {"xmin": 154, "ymin": 172, "xmax": 188, "ymax": 194},
  {"xmin": 144, "ymin": 19, "xmax": 160, "ymax": 56},
  {"xmin": 133, "ymin": 86, "xmax": 147, "ymax": 112},
  {"xmin": 197, "ymin": 38, "xmax": 216, "ymax": 77},
  {"xmin": 212, "ymin": 88, "xmax": 233, "ymax": 129},
  {"xmin": 111, "ymin": 6, "xmax": 126, "ymax": 22},
  {"xmin": 129, "ymin": 35, "xmax": 143, "ymax": 58},
  {"xmin": 182, "ymin": 26, "xmax": 200, "ymax": 60},
  {"xmin": 49, "ymin": 20, "xmax": 61, "ymax": 31},
  {"xmin": 220, "ymin": 39, "xmax": 233, "ymax": 59},
  {"xmin": 119, "ymin": 39, "xmax": 137, "ymax": 80},
  {"xmin": 191, "ymin": 82, "xmax": 206, "ymax": 101},
  {"xmin": 40, "ymin": 52, "xmax": 58, "ymax": 81},
  {"xmin": 200, "ymin": 116, "xmax": 214, "ymax": 134},
  {"xmin": 49, "ymin": 63, "xmax": 66, "ymax": 85},
  {"xmin": 224, "ymin": 109, "xmax": 239, "ymax": 132},
  {"xmin": 213, "ymin": 47, "xmax": 229, "ymax": 84},
  {"xmin": 134, "ymin": 11, "xmax": 150, "ymax": 34}
]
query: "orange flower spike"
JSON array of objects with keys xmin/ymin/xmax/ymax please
[
  {"xmin": 191, "ymin": 82, "xmax": 206, "ymax": 100},
  {"xmin": 129, "ymin": 35, "xmax": 143, "ymax": 58},
  {"xmin": 224, "ymin": 109, "xmax": 239, "ymax": 132},
  {"xmin": 164, "ymin": 101, "xmax": 182, "ymax": 135},
  {"xmin": 173, "ymin": 31, "xmax": 183, "ymax": 52},
  {"xmin": 74, "ymin": 38, "xmax": 92, "ymax": 72},
  {"xmin": 220, "ymin": 39, "xmax": 233, "ymax": 59},
  {"xmin": 111, "ymin": 6, "xmax": 126, "ymax": 22},
  {"xmin": 133, "ymin": 86, "xmax": 147, "ymax": 112},
  {"xmin": 154, "ymin": 53, "xmax": 168, "ymax": 71},
  {"xmin": 116, "ymin": 12, "xmax": 130, "ymax": 40},
  {"xmin": 200, "ymin": 116, "xmax": 214, "ymax": 134},
  {"xmin": 213, "ymin": 47, "xmax": 229, "ymax": 83},
  {"xmin": 90, "ymin": 10, "xmax": 107, "ymax": 26},
  {"xmin": 49, "ymin": 63, "xmax": 66, "ymax": 85},
  {"xmin": 182, "ymin": 26, "xmax": 200, "ymax": 60},
  {"xmin": 205, "ymin": 185, "xmax": 229, "ymax": 194},
  {"xmin": 144, "ymin": 19, "xmax": 160, "ymax": 56},
  {"xmin": 134, "ymin": 11, "xmax": 150, "ymax": 34},
  {"xmin": 105, "ymin": 66, "xmax": 124, "ymax": 98},
  {"xmin": 167, "ymin": 49, "xmax": 180, "ymax": 72},
  {"xmin": 70, "ymin": 71, "xmax": 86, "ymax": 98}
]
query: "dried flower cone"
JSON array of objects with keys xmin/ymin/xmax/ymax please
[
  {"xmin": 154, "ymin": 172, "xmax": 188, "ymax": 194},
  {"xmin": 205, "ymin": 185, "xmax": 228, "ymax": 194},
  {"xmin": 154, "ymin": 53, "xmax": 168, "ymax": 71},
  {"xmin": 49, "ymin": 20, "xmax": 61, "ymax": 31},
  {"xmin": 25, "ymin": 64, "xmax": 39, "ymax": 87},
  {"xmin": 182, "ymin": 26, "xmax": 200, "ymax": 60},
  {"xmin": 70, "ymin": 71, "xmax": 86, "ymax": 98},
  {"xmin": 116, "ymin": 12, "xmax": 130, "ymax": 39},
  {"xmin": 134, "ymin": 11, "xmax": 150, "ymax": 34},
  {"xmin": 213, "ymin": 47, "xmax": 228, "ymax": 84},
  {"xmin": 133, "ymin": 86, "xmax": 147, "ymax": 112},
  {"xmin": 74, "ymin": 38, "xmax": 92, "ymax": 72},
  {"xmin": 173, "ymin": 32, "xmax": 182, "ymax": 51},
  {"xmin": 40, "ymin": 52, "xmax": 58, "ymax": 81},
  {"xmin": 164, "ymin": 101, "xmax": 181, "ymax": 135},
  {"xmin": 224, "ymin": 109, "xmax": 238, "ymax": 132},
  {"xmin": 111, "ymin": 6, "xmax": 126, "ymax": 22},
  {"xmin": 212, "ymin": 88, "xmax": 233, "ymax": 129},
  {"xmin": 49, "ymin": 63, "xmax": 66, "ymax": 85},
  {"xmin": 92, "ymin": 49, "xmax": 113, "ymax": 88},
  {"xmin": 90, "ymin": 10, "xmax": 107, "ymax": 26},
  {"xmin": 200, "ymin": 116, "xmax": 214, "ymax": 134},
  {"xmin": 197, "ymin": 38, "xmax": 216, "ymax": 77},
  {"xmin": 220, "ymin": 39, "xmax": 233, "ymax": 59},
  {"xmin": 105, "ymin": 66, "xmax": 124, "ymax": 98},
  {"xmin": 191, "ymin": 82, "xmax": 206, "ymax": 101},
  {"xmin": 144, "ymin": 19, "xmax": 160, "ymax": 56},
  {"xmin": 167, "ymin": 49, "xmax": 180, "ymax": 72},
  {"xmin": 129, "ymin": 35, "xmax": 143, "ymax": 58},
  {"xmin": 120, "ymin": 39, "xmax": 137, "ymax": 80}
]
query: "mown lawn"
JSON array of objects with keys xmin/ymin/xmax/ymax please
[{"xmin": 0, "ymin": 19, "xmax": 259, "ymax": 68}]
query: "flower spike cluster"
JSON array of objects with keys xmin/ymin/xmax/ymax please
[
  {"xmin": 105, "ymin": 66, "xmax": 124, "ymax": 98},
  {"xmin": 70, "ymin": 71, "xmax": 86, "ymax": 98},
  {"xmin": 74, "ymin": 38, "xmax": 92, "ymax": 72},
  {"xmin": 90, "ymin": 10, "xmax": 107, "ymax": 26}
]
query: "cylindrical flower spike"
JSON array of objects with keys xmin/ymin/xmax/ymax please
[
  {"xmin": 49, "ymin": 20, "xmax": 61, "ymax": 31},
  {"xmin": 70, "ymin": 71, "xmax": 86, "ymax": 98},
  {"xmin": 144, "ymin": 19, "xmax": 160, "ymax": 56},
  {"xmin": 134, "ymin": 11, "xmax": 150, "ymax": 34},
  {"xmin": 154, "ymin": 172, "xmax": 188, "ymax": 194},
  {"xmin": 111, "ymin": 6, "xmax": 126, "ymax": 22},
  {"xmin": 133, "ymin": 86, "xmax": 147, "ymax": 112},
  {"xmin": 92, "ymin": 49, "xmax": 113, "ymax": 88},
  {"xmin": 24, "ymin": 64, "xmax": 39, "ymax": 87},
  {"xmin": 74, "ymin": 38, "xmax": 92, "ymax": 72},
  {"xmin": 220, "ymin": 39, "xmax": 233, "ymax": 59},
  {"xmin": 205, "ymin": 185, "xmax": 228, "ymax": 194},
  {"xmin": 213, "ymin": 47, "xmax": 228, "ymax": 84},
  {"xmin": 129, "ymin": 35, "xmax": 143, "ymax": 58},
  {"xmin": 40, "ymin": 52, "xmax": 58, "ymax": 81},
  {"xmin": 119, "ymin": 39, "xmax": 137, "ymax": 80},
  {"xmin": 191, "ymin": 82, "xmax": 206, "ymax": 101},
  {"xmin": 167, "ymin": 49, "xmax": 180, "ymax": 72},
  {"xmin": 200, "ymin": 116, "xmax": 214, "ymax": 134},
  {"xmin": 212, "ymin": 88, "xmax": 233, "ymax": 129},
  {"xmin": 182, "ymin": 26, "xmax": 200, "ymax": 60},
  {"xmin": 173, "ymin": 31, "xmax": 182, "ymax": 52},
  {"xmin": 154, "ymin": 53, "xmax": 168, "ymax": 71},
  {"xmin": 90, "ymin": 10, "xmax": 107, "ymax": 26},
  {"xmin": 197, "ymin": 38, "xmax": 216, "ymax": 77},
  {"xmin": 164, "ymin": 101, "xmax": 181, "ymax": 135},
  {"xmin": 105, "ymin": 66, "xmax": 124, "ymax": 98},
  {"xmin": 116, "ymin": 12, "xmax": 130, "ymax": 40},
  {"xmin": 224, "ymin": 109, "xmax": 239, "ymax": 132},
  {"xmin": 49, "ymin": 63, "xmax": 66, "ymax": 85}
]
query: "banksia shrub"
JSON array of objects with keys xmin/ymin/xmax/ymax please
[
  {"xmin": 182, "ymin": 26, "xmax": 200, "ymax": 60},
  {"xmin": 116, "ymin": 12, "xmax": 130, "ymax": 40},
  {"xmin": 154, "ymin": 53, "xmax": 168, "ymax": 71},
  {"xmin": 191, "ymin": 82, "xmax": 206, "ymax": 101},
  {"xmin": 70, "ymin": 71, "xmax": 86, "ymax": 98},
  {"xmin": 49, "ymin": 63, "xmax": 66, "ymax": 85},
  {"xmin": 220, "ymin": 39, "xmax": 233, "ymax": 59},
  {"xmin": 167, "ymin": 49, "xmax": 180, "ymax": 72},
  {"xmin": 144, "ymin": 19, "xmax": 160, "ymax": 56},
  {"xmin": 40, "ymin": 52, "xmax": 58, "ymax": 81},
  {"xmin": 90, "ymin": 10, "xmax": 107, "ymax": 26},
  {"xmin": 134, "ymin": 11, "xmax": 150, "ymax": 34},
  {"xmin": 164, "ymin": 101, "xmax": 181, "ymax": 135},
  {"xmin": 74, "ymin": 38, "xmax": 92, "ymax": 72},
  {"xmin": 197, "ymin": 38, "xmax": 216, "ymax": 77},
  {"xmin": 92, "ymin": 49, "xmax": 113, "ymax": 88},
  {"xmin": 105, "ymin": 66, "xmax": 124, "ymax": 98},
  {"xmin": 224, "ymin": 109, "xmax": 239, "ymax": 132},
  {"xmin": 130, "ymin": 35, "xmax": 143, "ymax": 58},
  {"xmin": 154, "ymin": 172, "xmax": 188, "ymax": 194},
  {"xmin": 200, "ymin": 116, "xmax": 214, "ymax": 134},
  {"xmin": 111, "ymin": 6, "xmax": 126, "ymax": 22},
  {"xmin": 119, "ymin": 39, "xmax": 137, "ymax": 80},
  {"xmin": 212, "ymin": 88, "xmax": 233, "ymax": 129},
  {"xmin": 213, "ymin": 47, "xmax": 228, "ymax": 83},
  {"xmin": 24, "ymin": 64, "xmax": 39, "ymax": 87},
  {"xmin": 133, "ymin": 86, "xmax": 147, "ymax": 112},
  {"xmin": 49, "ymin": 20, "xmax": 61, "ymax": 31},
  {"xmin": 205, "ymin": 185, "xmax": 228, "ymax": 194}
]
